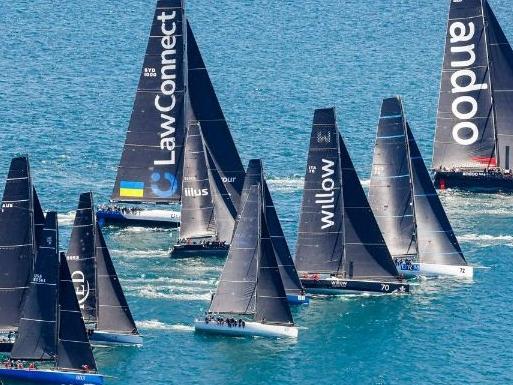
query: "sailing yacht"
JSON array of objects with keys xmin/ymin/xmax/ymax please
[
  {"xmin": 68, "ymin": 192, "xmax": 142, "ymax": 346},
  {"xmin": 0, "ymin": 155, "xmax": 45, "ymax": 353},
  {"xmin": 370, "ymin": 97, "xmax": 473, "ymax": 278},
  {"xmin": 0, "ymin": 213, "xmax": 103, "ymax": 385},
  {"xmin": 99, "ymin": 0, "xmax": 245, "ymax": 227},
  {"xmin": 194, "ymin": 160, "xmax": 299, "ymax": 338},
  {"xmin": 169, "ymin": 122, "xmax": 236, "ymax": 258},
  {"xmin": 295, "ymin": 108, "xmax": 409, "ymax": 295},
  {"xmin": 432, "ymin": 0, "xmax": 513, "ymax": 191}
]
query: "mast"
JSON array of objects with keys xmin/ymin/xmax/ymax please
[
  {"xmin": 432, "ymin": 0, "xmax": 496, "ymax": 170},
  {"xmin": 0, "ymin": 155, "xmax": 36, "ymax": 330},
  {"xmin": 112, "ymin": 0, "xmax": 187, "ymax": 204},
  {"xmin": 10, "ymin": 212, "xmax": 59, "ymax": 361}
]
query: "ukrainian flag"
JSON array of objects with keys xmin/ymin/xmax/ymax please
[{"xmin": 120, "ymin": 181, "xmax": 144, "ymax": 198}]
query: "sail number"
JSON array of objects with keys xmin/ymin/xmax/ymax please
[
  {"xmin": 33, "ymin": 274, "xmax": 46, "ymax": 283},
  {"xmin": 144, "ymin": 67, "xmax": 157, "ymax": 77}
]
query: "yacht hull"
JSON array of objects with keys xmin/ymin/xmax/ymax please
[
  {"xmin": 169, "ymin": 244, "xmax": 229, "ymax": 258},
  {"xmin": 397, "ymin": 262, "xmax": 473, "ymax": 278},
  {"xmin": 194, "ymin": 320, "xmax": 298, "ymax": 338},
  {"xmin": 300, "ymin": 277, "xmax": 409, "ymax": 295},
  {"xmin": 434, "ymin": 171, "xmax": 513, "ymax": 192},
  {"xmin": 0, "ymin": 368, "xmax": 103, "ymax": 385},
  {"xmin": 96, "ymin": 209, "xmax": 180, "ymax": 228},
  {"xmin": 89, "ymin": 330, "xmax": 143, "ymax": 347}
]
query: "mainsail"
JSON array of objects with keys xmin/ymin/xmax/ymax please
[
  {"xmin": 66, "ymin": 192, "xmax": 97, "ymax": 322},
  {"xmin": 95, "ymin": 223, "xmax": 138, "ymax": 334},
  {"xmin": 33, "ymin": 187, "xmax": 45, "ymax": 247},
  {"xmin": 296, "ymin": 108, "xmax": 399, "ymax": 279},
  {"xmin": 295, "ymin": 108, "xmax": 344, "ymax": 273},
  {"xmin": 0, "ymin": 156, "xmax": 36, "ymax": 330},
  {"xmin": 179, "ymin": 121, "xmax": 216, "ymax": 239},
  {"xmin": 433, "ymin": 0, "xmax": 513, "ymax": 170},
  {"xmin": 369, "ymin": 97, "xmax": 417, "ymax": 259},
  {"xmin": 112, "ymin": 0, "xmax": 187, "ymax": 203},
  {"xmin": 187, "ymin": 21, "xmax": 246, "ymax": 209},
  {"xmin": 57, "ymin": 253, "xmax": 97, "ymax": 371},
  {"xmin": 409, "ymin": 124, "xmax": 468, "ymax": 266},
  {"xmin": 209, "ymin": 185, "xmax": 259, "ymax": 315},
  {"xmin": 11, "ymin": 212, "xmax": 59, "ymax": 361}
]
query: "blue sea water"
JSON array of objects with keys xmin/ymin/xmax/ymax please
[{"xmin": 1, "ymin": 0, "xmax": 513, "ymax": 384}]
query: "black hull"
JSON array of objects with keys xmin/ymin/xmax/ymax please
[
  {"xmin": 170, "ymin": 244, "xmax": 229, "ymax": 258},
  {"xmin": 0, "ymin": 341, "xmax": 13, "ymax": 353},
  {"xmin": 434, "ymin": 171, "xmax": 513, "ymax": 192},
  {"xmin": 301, "ymin": 278, "xmax": 409, "ymax": 294}
]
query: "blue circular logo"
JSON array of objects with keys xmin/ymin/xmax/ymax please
[{"xmin": 151, "ymin": 172, "xmax": 178, "ymax": 198}]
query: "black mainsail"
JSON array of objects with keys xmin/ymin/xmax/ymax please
[
  {"xmin": 187, "ymin": 21, "xmax": 246, "ymax": 210},
  {"xmin": 67, "ymin": 192, "xmax": 97, "ymax": 322},
  {"xmin": 0, "ymin": 156, "xmax": 36, "ymax": 330},
  {"xmin": 95, "ymin": 223, "xmax": 139, "ymax": 334},
  {"xmin": 11, "ymin": 212, "xmax": 59, "ymax": 361},
  {"xmin": 368, "ymin": 97, "xmax": 417, "ymax": 259},
  {"xmin": 433, "ymin": 0, "xmax": 513, "ymax": 170},
  {"xmin": 179, "ymin": 121, "xmax": 216, "ymax": 240},
  {"xmin": 296, "ymin": 108, "xmax": 399, "ymax": 280},
  {"xmin": 112, "ymin": 0, "xmax": 187, "ymax": 204},
  {"xmin": 58, "ymin": 253, "xmax": 97, "ymax": 371},
  {"xmin": 409, "ymin": 124, "xmax": 468, "ymax": 266},
  {"xmin": 33, "ymin": 187, "xmax": 46, "ymax": 247}
]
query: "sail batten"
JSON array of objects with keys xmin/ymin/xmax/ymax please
[{"xmin": 112, "ymin": 0, "xmax": 187, "ymax": 204}]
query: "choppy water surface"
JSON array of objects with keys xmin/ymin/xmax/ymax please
[{"xmin": 1, "ymin": 1, "xmax": 513, "ymax": 384}]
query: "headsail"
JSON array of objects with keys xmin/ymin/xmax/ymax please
[
  {"xmin": 433, "ymin": 0, "xmax": 495, "ymax": 169},
  {"xmin": 295, "ymin": 108, "xmax": 344, "ymax": 273},
  {"xmin": 485, "ymin": 1, "xmax": 513, "ymax": 169},
  {"xmin": 57, "ymin": 253, "xmax": 97, "ymax": 372},
  {"xmin": 95, "ymin": 223, "xmax": 138, "ymax": 334},
  {"xmin": 179, "ymin": 121, "xmax": 216, "ymax": 239},
  {"xmin": 66, "ymin": 192, "xmax": 96, "ymax": 322},
  {"xmin": 256, "ymin": 213, "xmax": 294, "ymax": 326},
  {"xmin": 208, "ymin": 185, "xmax": 260, "ymax": 315},
  {"xmin": 369, "ymin": 97, "xmax": 417, "ymax": 259},
  {"xmin": 11, "ymin": 212, "xmax": 59, "ymax": 361},
  {"xmin": 187, "ymin": 21, "xmax": 245, "ymax": 209},
  {"xmin": 112, "ymin": 0, "xmax": 187, "ymax": 203},
  {"xmin": 409, "ymin": 124, "xmax": 468, "ymax": 266},
  {"xmin": 33, "ymin": 187, "xmax": 45, "ymax": 247},
  {"xmin": 0, "ymin": 155, "xmax": 35, "ymax": 330}
]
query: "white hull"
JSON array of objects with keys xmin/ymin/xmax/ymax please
[
  {"xmin": 123, "ymin": 209, "xmax": 180, "ymax": 223},
  {"xmin": 398, "ymin": 262, "xmax": 473, "ymax": 278},
  {"xmin": 194, "ymin": 320, "xmax": 298, "ymax": 338},
  {"xmin": 89, "ymin": 330, "xmax": 143, "ymax": 347}
]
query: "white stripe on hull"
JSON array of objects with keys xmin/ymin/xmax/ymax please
[{"xmin": 194, "ymin": 320, "xmax": 298, "ymax": 338}]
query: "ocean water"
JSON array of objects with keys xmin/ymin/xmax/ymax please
[{"xmin": 1, "ymin": 1, "xmax": 513, "ymax": 384}]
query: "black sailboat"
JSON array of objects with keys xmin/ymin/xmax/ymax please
[
  {"xmin": 0, "ymin": 213, "xmax": 103, "ymax": 385},
  {"xmin": 68, "ymin": 192, "xmax": 142, "ymax": 346},
  {"xmin": 433, "ymin": 0, "xmax": 513, "ymax": 191},
  {"xmin": 169, "ymin": 122, "xmax": 233, "ymax": 258},
  {"xmin": 194, "ymin": 160, "xmax": 298, "ymax": 338},
  {"xmin": 98, "ymin": 0, "xmax": 187, "ymax": 227},
  {"xmin": 0, "ymin": 156, "xmax": 39, "ymax": 352},
  {"xmin": 370, "ymin": 97, "xmax": 472, "ymax": 278},
  {"xmin": 295, "ymin": 108, "xmax": 409, "ymax": 294}
]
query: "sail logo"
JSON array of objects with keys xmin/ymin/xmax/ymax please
[
  {"xmin": 315, "ymin": 159, "xmax": 336, "ymax": 230},
  {"xmin": 221, "ymin": 176, "xmax": 236, "ymax": 183},
  {"xmin": 317, "ymin": 131, "xmax": 331, "ymax": 144},
  {"xmin": 448, "ymin": 19, "xmax": 488, "ymax": 146},
  {"xmin": 151, "ymin": 171, "xmax": 178, "ymax": 198},
  {"xmin": 71, "ymin": 271, "xmax": 90, "ymax": 309},
  {"xmin": 153, "ymin": 10, "xmax": 180, "ymax": 167},
  {"xmin": 184, "ymin": 188, "xmax": 209, "ymax": 197}
]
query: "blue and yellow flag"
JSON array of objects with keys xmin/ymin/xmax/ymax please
[{"xmin": 120, "ymin": 181, "xmax": 144, "ymax": 198}]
